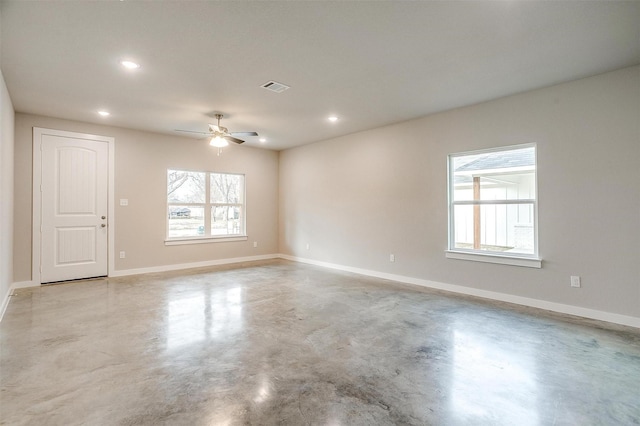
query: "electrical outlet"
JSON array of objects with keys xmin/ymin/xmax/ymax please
[
  {"xmin": 570, "ymin": 276, "xmax": 581, "ymax": 288},
  {"xmin": 120, "ymin": 199, "xmax": 128, "ymax": 206},
  {"xmin": 390, "ymin": 254, "xmax": 395, "ymax": 262},
  {"xmin": 119, "ymin": 251, "xmax": 126, "ymax": 259},
  {"xmin": 306, "ymin": 243, "xmax": 310, "ymax": 250},
  {"xmin": 253, "ymin": 241, "xmax": 258, "ymax": 248}
]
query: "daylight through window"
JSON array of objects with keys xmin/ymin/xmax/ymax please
[
  {"xmin": 167, "ymin": 170, "xmax": 245, "ymax": 240},
  {"xmin": 448, "ymin": 145, "xmax": 537, "ymax": 258}
]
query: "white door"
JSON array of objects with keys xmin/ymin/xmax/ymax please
[{"xmin": 39, "ymin": 133, "xmax": 109, "ymax": 283}]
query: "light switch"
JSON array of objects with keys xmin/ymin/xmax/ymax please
[{"xmin": 570, "ymin": 276, "xmax": 581, "ymax": 288}]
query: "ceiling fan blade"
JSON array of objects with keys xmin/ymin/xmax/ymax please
[
  {"xmin": 209, "ymin": 124, "xmax": 221, "ymax": 133},
  {"xmin": 230, "ymin": 131, "xmax": 259, "ymax": 137},
  {"xmin": 175, "ymin": 129, "xmax": 211, "ymax": 135},
  {"xmin": 224, "ymin": 136, "xmax": 245, "ymax": 144}
]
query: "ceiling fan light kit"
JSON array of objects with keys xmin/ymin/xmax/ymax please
[{"xmin": 209, "ymin": 135, "xmax": 229, "ymax": 148}]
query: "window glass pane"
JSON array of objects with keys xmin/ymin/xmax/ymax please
[
  {"xmin": 168, "ymin": 170, "xmax": 205, "ymax": 203},
  {"xmin": 211, "ymin": 173, "xmax": 244, "ymax": 204},
  {"xmin": 211, "ymin": 206, "xmax": 243, "ymax": 236},
  {"xmin": 453, "ymin": 203, "xmax": 534, "ymax": 255},
  {"xmin": 452, "ymin": 147, "xmax": 535, "ymax": 201},
  {"xmin": 477, "ymin": 172, "xmax": 535, "ymax": 201},
  {"xmin": 168, "ymin": 206, "xmax": 205, "ymax": 238}
]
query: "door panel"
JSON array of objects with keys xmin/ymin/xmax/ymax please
[
  {"xmin": 40, "ymin": 134, "xmax": 108, "ymax": 283},
  {"xmin": 55, "ymin": 227, "xmax": 96, "ymax": 265}
]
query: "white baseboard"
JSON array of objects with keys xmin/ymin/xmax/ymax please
[
  {"xmin": 5, "ymin": 255, "xmax": 638, "ymax": 329},
  {"xmin": 110, "ymin": 254, "xmax": 280, "ymax": 277},
  {"xmin": 278, "ymin": 254, "xmax": 640, "ymax": 329},
  {"xmin": 0, "ymin": 287, "xmax": 11, "ymax": 322},
  {"xmin": 1, "ymin": 256, "xmax": 280, "ymax": 321},
  {"xmin": 12, "ymin": 280, "xmax": 38, "ymax": 289},
  {"xmin": 1, "ymin": 281, "xmax": 38, "ymax": 322}
]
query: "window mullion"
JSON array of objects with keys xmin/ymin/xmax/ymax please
[
  {"xmin": 452, "ymin": 199, "xmax": 536, "ymax": 206},
  {"xmin": 205, "ymin": 172, "xmax": 211, "ymax": 235}
]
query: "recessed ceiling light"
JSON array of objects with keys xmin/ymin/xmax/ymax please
[
  {"xmin": 328, "ymin": 116, "xmax": 338, "ymax": 122},
  {"xmin": 259, "ymin": 138, "xmax": 267, "ymax": 143},
  {"xmin": 98, "ymin": 110, "xmax": 110, "ymax": 117},
  {"xmin": 120, "ymin": 60, "xmax": 140, "ymax": 69}
]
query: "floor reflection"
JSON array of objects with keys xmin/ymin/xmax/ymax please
[
  {"xmin": 3, "ymin": 261, "xmax": 639, "ymax": 425},
  {"xmin": 252, "ymin": 374, "xmax": 272, "ymax": 404},
  {"xmin": 166, "ymin": 286, "xmax": 243, "ymax": 351},
  {"xmin": 451, "ymin": 324, "xmax": 539, "ymax": 425}
]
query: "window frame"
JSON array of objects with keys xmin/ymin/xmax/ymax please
[
  {"xmin": 446, "ymin": 143, "xmax": 541, "ymax": 268},
  {"xmin": 165, "ymin": 169, "xmax": 247, "ymax": 245}
]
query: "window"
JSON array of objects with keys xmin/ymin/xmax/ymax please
[
  {"xmin": 167, "ymin": 169, "xmax": 245, "ymax": 241},
  {"xmin": 447, "ymin": 144, "xmax": 540, "ymax": 267}
]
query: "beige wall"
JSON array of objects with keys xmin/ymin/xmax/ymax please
[
  {"xmin": 1, "ymin": 70, "xmax": 15, "ymax": 301},
  {"xmin": 14, "ymin": 114, "xmax": 279, "ymax": 282},
  {"xmin": 9, "ymin": 67, "xmax": 640, "ymax": 322},
  {"xmin": 279, "ymin": 66, "xmax": 640, "ymax": 319}
]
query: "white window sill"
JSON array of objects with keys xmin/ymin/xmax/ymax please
[
  {"xmin": 445, "ymin": 250, "xmax": 542, "ymax": 268},
  {"xmin": 165, "ymin": 236, "xmax": 248, "ymax": 246}
]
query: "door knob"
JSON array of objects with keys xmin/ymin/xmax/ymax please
[
  {"xmin": 101, "ymin": 224, "xmax": 106, "ymax": 228},
  {"xmin": 102, "ymin": 216, "xmax": 106, "ymax": 219}
]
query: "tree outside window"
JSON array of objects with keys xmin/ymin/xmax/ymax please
[{"xmin": 167, "ymin": 170, "xmax": 245, "ymax": 239}]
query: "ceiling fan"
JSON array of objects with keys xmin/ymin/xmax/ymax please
[{"xmin": 175, "ymin": 114, "xmax": 258, "ymax": 147}]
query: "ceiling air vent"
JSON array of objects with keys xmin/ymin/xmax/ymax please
[{"xmin": 261, "ymin": 80, "xmax": 290, "ymax": 93}]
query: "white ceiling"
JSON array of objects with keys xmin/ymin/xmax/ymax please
[{"xmin": 1, "ymin": 1, "xmax": 639, "ymax": 151}]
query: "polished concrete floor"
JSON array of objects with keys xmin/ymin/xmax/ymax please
[{"xmin": 1, "ymin": 260, "xmax": 639, "ymax": 425}]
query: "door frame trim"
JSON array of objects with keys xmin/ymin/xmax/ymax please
[{"xmin": 32, "ymin": 127, "xmax": 115, "ymax": 285}]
